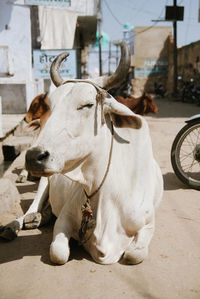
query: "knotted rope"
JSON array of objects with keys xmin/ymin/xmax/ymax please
[
  {"xmin": 61, "ymin": 79, "xmax": 114, "ymax": 244},
  {"xmin": 79, "ymin": 122, "xmax": 114, "ymax": 244}
]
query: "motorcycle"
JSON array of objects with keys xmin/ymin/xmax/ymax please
[
  {"xmin": 192, "ymin": 84, "xmax": 200, "ymax": 106},
  {"xmin": 179, "ymin": 77, "xmax": 200, "ymax": 105},
  {"xmin": 171, "ymin": 114, "xmax": 200, "ymax": 190},
  {"xmin": 154, "ymin": 82, "xmax": 166, "ymax": 98}
]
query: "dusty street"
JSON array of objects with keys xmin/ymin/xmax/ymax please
[{"xmin": 0, "ymin": 97, "xmax": 200, "ymax": 299}]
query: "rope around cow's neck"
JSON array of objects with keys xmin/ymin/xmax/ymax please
[
  {"xmin": 62, "ymin": 122, "xmax": 113, "ymax": 244},
  {"xmin": 61, "ymin": 79, "xmax": 114, "ymax": 243},
  {"xmin": 84, "ymin": 122, "xmax": 114, "ymax": 199},
  {"xmin": 62, "ymin": 78, "xmax": 114, "ymax": 199},
  {"xmin": 78, "ymin": 122, "xmax": 114, "ymax": 244}
]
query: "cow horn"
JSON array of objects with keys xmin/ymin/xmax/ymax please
[
  {"xmin": 50, "ymin": 41, "xmax": 130, "ymax": 90},
  {"xmin": 99, "ymin": 41, "xmax": 130, "ymax": 90},
  {"xmin": 50, "ymin": 52, "xmax": 70, "ymax": 87}
]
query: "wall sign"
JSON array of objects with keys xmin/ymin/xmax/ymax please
[
  {"xmin": 33, "ymin": 49, "xmax": 77, "ymax": 79},
  {"xmin": 25, "ymin": 0, "xmax": 71, "ymax": 6},
  {"xmin": 135, "ymin": 58, "xmax": 168, "ymax": 78}
]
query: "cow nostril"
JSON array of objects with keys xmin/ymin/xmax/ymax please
[
  {"xmin": 26, "ymin": 148, "xmax": 50, "ymax": 166},
  {"xmin": 38, "ymin": 151, "xmax": 49, "ymax": 161}
]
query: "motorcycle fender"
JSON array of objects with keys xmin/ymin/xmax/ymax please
[{"xmin": 185, "ymin": 114, "xmax": 200, "ymax": 123}]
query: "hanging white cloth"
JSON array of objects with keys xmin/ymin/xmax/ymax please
[{"xmin": 39, "ymin": 7, "xmax": 77, "ymax": 49}]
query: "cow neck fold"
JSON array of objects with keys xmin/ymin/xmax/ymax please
[{"xmin": 84, "ymin": 121, "xmax": 114, "ymax": 200}]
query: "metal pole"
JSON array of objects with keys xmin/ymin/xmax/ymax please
[
  {"xmin": 116, "ymin": 44, "xmax": 119, "ymax": 68},
  {"xmin": 108, "ymin": 41, "xmax": 111, "ymax": 75},
  {"xmin": 199, "ymin": 0, "xmax": 200, "ymax": 22},
  {"xmin": 98, "ymin": 0, "xmax": 102, "ymax": 76},
  {"xmin": 173, "ymin": 0, "xmax": 177, "ymax": 95}
]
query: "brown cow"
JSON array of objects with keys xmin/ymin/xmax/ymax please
[
  {"xmin": 115, "ymin": 93, "xmax": 158, "ymax": 116},
  {"xmin": 25, "ymin": 92, "xmax": 50, "ymax": 129}
]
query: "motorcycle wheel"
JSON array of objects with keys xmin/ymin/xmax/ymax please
[{"xmin": 171, "ymin": 120, "xmax": 200, "ymax": 190}]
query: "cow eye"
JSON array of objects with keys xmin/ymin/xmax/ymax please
[{"xmin": 77, "ymin": 103, "xmax": 94, "ymax": 110}]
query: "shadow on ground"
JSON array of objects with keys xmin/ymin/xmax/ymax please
[
  {"xmin": 152, "ymin": 97, "xmax": 200, "ymax": 118},
  {"xmin": 163, "ymin": 172, "xmax": 188, "ymax": 191},
  {"xmin": 0, "ymin": 222, "xmax": 92, "ymax": 265}
]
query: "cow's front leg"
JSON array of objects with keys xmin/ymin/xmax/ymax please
[
  {"xmin": 50, "ymin": 211, "xmax": 74, "ymax": 265},
  {"xmin": 16, "ymin": 168, "xmax": 28, "ymax": 183},
  {"xmin": 123, "ymin": 215, "xmax": 155, "ymax": 265},
  {"xmin": 21, "ymin": 176, "xmax": 50, "ymax": 229}
]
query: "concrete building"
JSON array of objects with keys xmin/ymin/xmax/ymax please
[
  {"xmin": 0, "ymin": 1, "xmax": 33, "ymax": 113},
  {"xmin": 133, "ymin": 26, "xmax": 173, "ymax": 94},
  {"xmin": 177, "ymin": 40, "xmax": 200, "ymax": 81},
  {"xmin": 0, "ymin": 0, "xmax": 98, "ymax": 114}
]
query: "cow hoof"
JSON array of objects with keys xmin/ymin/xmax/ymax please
[
  {"xmin": 50, "ymin": 241, "xmax": 69, "ymax": 265},
  {"xmin": 27, "ymin": 173, "xmax": 40, "ymax": 182},
  {"xmin": 23, "ymin": 212, "xmax": 42, "ymax": 229},
  {"xmin": 0, "ymin": 225, "xmax": 18, "ymax": 241},
  {"xmin": 123, "ymin": 247, "xmax": 148, "ymax": 265},
  {"xmin": 16, "ymin": 174, "xmax": 27, "ymax": 183}
]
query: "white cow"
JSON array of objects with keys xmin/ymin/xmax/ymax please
[
  {"xmin": 24, "ymin": 43, "xmax": 163, "ymax": 265},
  {"xmin": 3, "ymin": 42, "xmax": 163, "ymax": 265}
]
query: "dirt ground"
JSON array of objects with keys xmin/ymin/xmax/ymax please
[{"xmin": 0, "ymin": 97, "xmax": 200, "ymax": 299}]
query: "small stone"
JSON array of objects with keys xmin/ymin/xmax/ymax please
[
  {"xmin": 0, "ymin": 178, "xmax": 20, "ymax": 214},
  {"xmin": 0, "ymin": 225, "xmax": 17, "ymax": 241}
]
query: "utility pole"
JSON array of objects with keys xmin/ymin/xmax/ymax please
[
  {"xmin": 199, "ymin": 0, "xmax": 200, "ymax": 22},
  {"xmin": 153, "ymin": 1, "xmax": 184, "ymax": 96},
  {"xmin": 97, "ymin": 0, "xmax": 102, "ymax": 76},
  {"xmin": 173, "ymin": 0, "xmax": 177, "ymax": 95},
  {"xmin": 116, "ymin": 44, "xmax": 119, "ymax": 68},
  {"xmin": 108, "ymin": 41, "xmax": 111, "ymax": 75}
]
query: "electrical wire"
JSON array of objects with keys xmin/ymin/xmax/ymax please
[
  {"xmin": 103, "ymin": 0, "xmax": 173, "ymax": 40},
  {"xmin": 132, "ymin": 0, "xmax": 150, "ymax": 16},
  {"xmin": 116, "ymin": 0, "xmax": 166, "ymax": 18},
  {"xmin": 103, "ymin": 0, "xmax": 124, "ymax": 26},
  {"xmin": 103, "ymin": 0, "xmax": 169, "ymax": 38},
  {"xmin": 134, "ymin": 3, "xmax": 167, "ymax": 37}
]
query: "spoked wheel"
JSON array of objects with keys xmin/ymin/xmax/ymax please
[{"xmin": 171, "ymin": 120, "xmax": 200, "ymax": 190}]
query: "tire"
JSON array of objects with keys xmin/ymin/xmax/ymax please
[{"xmin": 171, "ymin": 120, "xmax": 200, "ymax": 190}]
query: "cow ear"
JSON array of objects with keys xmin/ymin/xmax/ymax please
[{"xmin": 103, "ymin": 96, "xmax": 142, "ymax": 129}]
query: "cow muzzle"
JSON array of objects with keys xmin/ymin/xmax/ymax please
[{"xmin": 25, "ymin": 147, "xmax": 50, "ymax": 177}]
